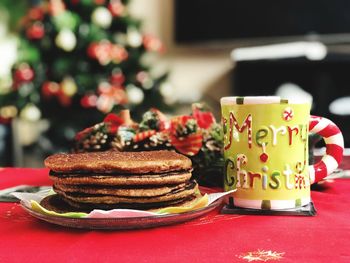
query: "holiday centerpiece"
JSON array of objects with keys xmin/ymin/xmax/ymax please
[{"xmin": 74, "ymin": 103, "xmax": 224, "ymax": 187}]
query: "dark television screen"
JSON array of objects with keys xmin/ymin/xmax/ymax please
[{"xmin": 175, "ymin": 0, "xmax": 350, "ymax": 43}]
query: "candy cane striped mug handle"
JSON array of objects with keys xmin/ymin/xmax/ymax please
[{"xmin": 309, "ymin": 115, "xmax": 344, "ymax": 183}]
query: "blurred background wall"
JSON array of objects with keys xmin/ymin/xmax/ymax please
[{"xmin": 129, "ymin": 0, "xmax": 232, "ymax": 109}]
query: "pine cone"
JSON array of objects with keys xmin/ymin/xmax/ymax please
[
  {"xmin": 149, "ymin": 132, "xmax": 171, "ymax": 148},
  {"xmin": 74, "ymin": 123, "xmax": 111, "ymax": 152},
  {"xmin": 113, "ymin": 132, "xmax": 171, "ymax": 151},
  {"xmin": 110, "ymin": 126, "xmax": 136, "ymax": 151},
  {"xmin": 110, "ymin": 136, "xmax": 129, "ymax": 151}
]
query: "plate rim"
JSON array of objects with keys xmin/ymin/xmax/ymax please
[{"xmin": 20, "ymin": 188, "xmax": 223, "ymax": 229}]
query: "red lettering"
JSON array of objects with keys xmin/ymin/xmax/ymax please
[
  {"xmin": 248, "ymin": 172, "xmax": 262, "ymax": 188},
  {"xmin": 224, "ymin": 112, "xmax": 252, "ymax": 150},
  {"xmin": 287, "ymin": 126, "xmax": 299, "ymax": 145}
]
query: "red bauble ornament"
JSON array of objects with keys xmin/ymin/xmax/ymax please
[
  {"xmin": 48, "ymin": 0, "xmax": 66, "ymax": 16},
  {"xmin": 108, "ymin": 0, "xmax": 124, "ymax": 17},
  {"xmin": 110, "ymin": 71, "xmax": 125, "ymax": 85},
  {"xmin": 259, "ymin": 153, "xmax": 269, "ymax": 162},
  {"xmin": 80, "ymin": 94, "xmax": 98, "ymax": 108},
  {"xmin": 259, "ymin": 143, "xmax": 269, "ymax": 163},
  {"xmin": 87, "ymin": 41, "xmax": 112, "ymax": 65},
  {"xmin": 87, "ymin": 42, "xmax": 98, "ymax": 58},
  {"xmin": 14, "ymin": 65, "xmax": 35, "ymax": 83},
  {"xmin": 96, "ymin": 82, "xmax": 128, "ymax": 113},
  {"xmin": 95, "ymin": 0, "xmax": 106, "ymax": 4},
  {"xmin": 110, "ymin": 44, "xmax": 128, "ymax": 62},
  {"xmin": 57, "ymin": 89, "xmax": 72, "ymax": 107},
  {"xmin": 26, "ymin": 22, "xmax": 45, "ymax": 40},
  {"xmin": 87, "ymin": 41, "xmax": 128, "ymax": 65},
  {"xmin": 28, "ymin": 7, "xmax": 44, "ymax": 21},
  {"xmin": 41, "ymin": 82, "xmax": 60, "ymax": 98},
  {"xmin": 143, "ymin": 35, "xmax": 165, "ymax": 53}
]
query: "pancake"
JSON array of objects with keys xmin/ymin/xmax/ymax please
[
  {"xmin": 49, "ymin": 171, "xmax": 192, "ymax": 186},
  {"xmin": 44, "ymin": 150, "xmax": 198, "ymax": 211},
  {"xmin": 40, "ymin": 193, "xmax": 201, "ymax": 212},
  {"xmin": 54, "ymin": 181, "xmax": 197, "ymax": 205},
  {"xmin": 40, "ymin": 194, "xmax": 88, "ymax": 213},
  {"xmin": 61, "ymin": 195, "xmax": 198, "ymax": 211},
  {"xmin": 44, "ymin": 150, "xmax": 192, "ymax": 174},
  {"xmin": 53, "ymin": 182, "xmax": 187, "ymax": 197}
]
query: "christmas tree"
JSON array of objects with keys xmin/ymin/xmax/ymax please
[{"xmin": 0, "ymin": 0, "xmax": 172, "ymax": 150}]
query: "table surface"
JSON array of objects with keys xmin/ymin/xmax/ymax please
[{"xmin": 0, "ymin": 166, "xmax": 349, "ymax": 263}]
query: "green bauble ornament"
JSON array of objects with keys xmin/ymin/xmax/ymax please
[
  {"xmin": 52, "ymin": 11, "xmax": 80, "ymax": 31},
  {"xmin": 17, "ymin": 40, "xmax": 40, "ymax": 63}
]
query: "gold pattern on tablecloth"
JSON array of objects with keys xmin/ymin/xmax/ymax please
[
  {"xmin": 183, "ymin": 214, "xmax": 245, "ymax": 226},
  {"xmin": 1, "ymin": 204, "xmax": 33, "ymax": 222},
  {"xmin": 238, "ymin": 250, "xmax": 285, "ymax": 262}
]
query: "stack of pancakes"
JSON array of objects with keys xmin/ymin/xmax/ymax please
[{"xmin": 44, "ymin": 150, "xmax": 199, "ymax": 211}]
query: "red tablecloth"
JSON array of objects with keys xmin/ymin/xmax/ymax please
[{"xmin": 0, "ymin": 168, "xmax": 349, "ymax": 263}]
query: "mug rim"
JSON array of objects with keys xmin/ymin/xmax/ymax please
[{"xmin": 220, "ymin": 96, "xmax": 310, "ymax": 105}]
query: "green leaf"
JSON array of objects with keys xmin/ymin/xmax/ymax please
[{"xmin": 210, "ymin": 123, "xmax": 224, "ymax": 144}]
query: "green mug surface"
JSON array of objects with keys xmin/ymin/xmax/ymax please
[{"xmin": 221, "ymin": 96, "xmax": 311, "ymax": 210}]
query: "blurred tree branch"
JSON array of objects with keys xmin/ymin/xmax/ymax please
[{"xmin": 0, "ymin": 0, "xmax": 30, "ymax": 33}]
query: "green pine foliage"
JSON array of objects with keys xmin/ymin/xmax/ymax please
[{"xmin": 0, "ymin": 0, "xmax": 29, "ymax": 32}]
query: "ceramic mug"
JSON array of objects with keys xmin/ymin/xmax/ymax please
[{"xmin": 221, "ymin": 96, "xmax": 344, "ymax": 210}]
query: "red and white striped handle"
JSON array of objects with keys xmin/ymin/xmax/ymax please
[{"xmin": 309, "ymin": 115, "xmax": 344, "ymax": 183}]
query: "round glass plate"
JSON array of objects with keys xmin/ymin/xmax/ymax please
[{"xmin": 20, "ymin": 189, "xmax": 223, "ymax": 230}]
